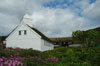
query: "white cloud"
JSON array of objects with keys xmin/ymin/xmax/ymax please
[
  {"xmin": 0, "ymin": 13, "xmax": 19, "ymax": 36},
  {"xmin": 0, "ymin": 0, "xmax": 100, "ymax": 37},
  {"xmin": 0, "ymin": 0, "xmax": 25, "ymax": 16},
  {"xmin": 32, "ymin": 8, "xmax": 92, "ymax": 37},
  {"xmin": 82, "ymin": 0, "xmax": 100, "ymax": 20}
]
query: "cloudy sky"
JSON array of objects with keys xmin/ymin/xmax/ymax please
[{"xmin": 0, "ymin": 0, "xmax": 100, "ymax": 37}]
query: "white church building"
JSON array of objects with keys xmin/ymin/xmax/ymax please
[{"xmin": 6, "ymin": 14, "xmax": 54, "ymax": 51}]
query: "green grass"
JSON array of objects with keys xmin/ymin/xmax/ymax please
[{"xmin": 0, "ymin": 47, "xmax": 100, "ymax": 66}]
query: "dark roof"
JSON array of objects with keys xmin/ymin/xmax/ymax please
[
  {"xmin": 27, "ymin": 25, "xmax": 53, "ymax": 43},
  {"xmin": 49, "ymin": 37, "xmax": 73, "ymax": 42}
]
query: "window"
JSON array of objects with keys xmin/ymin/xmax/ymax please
[
  {"xmin": 19, "ymin": 30, "xmax": 27, "ymax": 35},
  {"xmin": 19, "ymin": 31, "xmax": 21, "ymax": 35},
  {"xmin": 24, "ymin": 30, "xmax": 27, "ymax": 35},
  {"xmin": 44, "ymin": 41, "xmax": 52, "ymax": 47}
]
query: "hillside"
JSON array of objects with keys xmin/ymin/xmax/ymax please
[
  {"xmin": 87, "ymin": 27, "xmax": 100, "ymax": 37},
  {"xmin": 87, "ymin": 27, "xmax": 100, "ymax": 33},
  {"xmin": 0, "ymin": 47, "xmax": 100, "ymax": 66},
  {"xmin": 92, "ymin": 27, "xmax": 100, "ymax": 31},
  {"xmin": 92, "ymin": 27, "xmax": 100, "ymax": 35},
  {"xmin": 72, "ymin": 27, "xmax": 100, "ymax": 47}
]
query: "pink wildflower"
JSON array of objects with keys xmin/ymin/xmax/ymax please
[
  {"xmin": 4, "ymin": 61, "xmax": 9, "ymax": 65},
  {"xmin": 0, "ymin": 58, "xmax": 3, "ymax": 61},
  {"xmin": 0, "ymin": 62, "xmax": 3, "ymax": 66},
  {"xmin": 15, "ymin": 48, "xmax": 21, "ymax": 52},
  {"xmin": 18, "ymin": 57, "xmax": 23, "ymax": 61},
  {"xmin": 5, "ymin": 48, "xmax": 10, "ymax": 52},
  {"xmin": 2, "ymin": 56, "xmax": 7, "ymax": 61},
  {"xmin": 47, "ymin": 57, "xmax": 59, "ymax": 62}
]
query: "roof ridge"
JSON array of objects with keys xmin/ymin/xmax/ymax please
[{"xmin": 26, "ymin": 25, "xmax": 53, "ymax": 43}]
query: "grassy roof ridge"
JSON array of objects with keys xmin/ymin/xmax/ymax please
[{"xmin": 27, "ymin": 25, "xmax": 53, "ymax": 43}]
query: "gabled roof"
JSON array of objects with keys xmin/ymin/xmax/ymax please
[
  {"xmin": 7, "ymin": 26, "xmax": 18, "ymax": 37},
  {"xmin": 6, "ymin": 23, "xmax": 52, "ymax": 43},
  {"xmin": 27, "ymin": 25, "xmax": 52, "ymax": 43}
]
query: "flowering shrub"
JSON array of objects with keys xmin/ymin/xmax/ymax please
[
  {"xmin": 0, "ymin": 47, "xmax": 100, "ymax": 66},
  {"xmin": 0, "ymin": 54, "xmax": 23, "ymax": 66},
  {"xmin": 47, "ymin": 57, "xmax": 59, "ymax": 62},
  {"xmin": 15, "ymin": 48, "xmax": 21, "ymax": 52},
  {"xmin": 24, "ymin": 56, "xmax": 59, "ymax": 65},
  {"xmin": 5, "ymin": 48, "xmax": 10, "ymax": 52}
]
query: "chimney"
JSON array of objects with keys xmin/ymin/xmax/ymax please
[{"xmin": 22, "ymin": 14, "xmax": 33, "ymax": 27}]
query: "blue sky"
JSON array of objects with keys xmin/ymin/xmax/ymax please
[
  {"xmin": 43, "ymin": 0, "xmax": 96, "ymax": 8},
  {"xmin": 0, "ymin": 0, "xmax": 100, "ymax": 37},
  {"xmin": 43, "ymin": 0, "xmax": 96, "ymax": 16}
]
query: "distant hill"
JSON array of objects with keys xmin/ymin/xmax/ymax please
[
  {"xmin": 87, "ymin": 27, "xmax": 100, "ymax": 36},
  {"xmin": 93, "ymin": 27, "xmax": 100, "ymax": 33},
  {"xmin": 87, "ymin": 27, "xmax": 100, "ymax": 32}
]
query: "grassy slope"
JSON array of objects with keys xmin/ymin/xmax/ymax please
[{"xmin": 0, "ymin": 47, "xmax": 100, "ymax": 66}]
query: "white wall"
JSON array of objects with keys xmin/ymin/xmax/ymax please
[
  {"xmin": 6, "ymin": 24, "xmax": 42, "ymax": 51},
  {"xmin": 41, "ymin": 39, "xmax": 54, "ymax": 51}
]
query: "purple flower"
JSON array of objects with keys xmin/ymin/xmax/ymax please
[
  {"xmin": 0, "ymin": 62, "xmax": 3, "ymax": 66},
  {"xmin": 5, "ymin": 48, "xmax": 10, "ymax": 52},
  {"xmin": 47, "ymin": 57, "xmax": 59, "ymax": 62},
  {"xmin": 11, "ymin": 55, "xmax": 13, "ymax": 58},
  {"xmin": 0, "ymin": 54, "xmax": 24, "ymax": 66},
  {"xmin": 10, "ymin": 55, "xmax": 14, "ymax": 60},
  {"xmin": 18, "ymin": 57, "xmax": 23, "ymax": 61},
  {"xmin": 13, "ymin": 61, "xmax": 16, "ymax": 66},
  {"xmin": 17, "ymin": 62, "xmax": 23, "ymax": 66},
  {"xmin": 0, "ymin": 58, "xmax": 3, "ymax": 61},
  {"xmin": 4, "ymin": 61, "xmax": 9, "ymax": 65},
  {"xmin": 2, "ymin": 56, "xmax": 7, "ymax": 61},
  {"xmin": 8, "ymin": 60, "xmax": 12, "ymax": 66},
  {"xmin": 15, "ymin": 48, "xmax": 21, "ymax": 52}
]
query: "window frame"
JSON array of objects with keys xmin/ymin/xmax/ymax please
[
  {"xmin": 19, "ymin": 31, "xmax": 21, "ymax": 35},
  {"xmin": 24, "ymin": 30, "xmax": 27, "ymax": 35}
]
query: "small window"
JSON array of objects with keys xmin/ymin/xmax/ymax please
[
  {"xmin": 19, "ymin": 31, "xmax": 21, "ymax": 35},
  {"xmin": 24, "ymin": 30, "xmax": 27, "ymax": 35}
]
